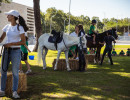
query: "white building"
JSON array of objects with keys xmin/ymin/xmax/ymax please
[{"xmin": 0, "ymin": 2, "xmax": 35, "ymax": 44}]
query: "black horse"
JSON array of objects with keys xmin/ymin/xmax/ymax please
[{"xmin": 86, "ymin": 28, "xmax": 118, "ymax": 63}]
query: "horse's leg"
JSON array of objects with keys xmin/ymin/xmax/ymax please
[
  {"xmin": 96, "ymin": 47, "xmax": 101, "ymax": 63},
  {"xmin": 54, "ymin": 50, "xmax": 61, "ymax": 71},
  {"xmin": 42, "ymin": 47, "xmax": 48, "ymax": 70},
  {"xmin": 94, "ymin": 48, "xmax": 97, "ymax": 64},
  {"xmin": 65, "ymin": 50, "xmax": 71, "ymax": 71}
]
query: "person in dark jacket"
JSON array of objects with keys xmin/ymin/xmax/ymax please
[{"xmin": 99, "ymin": 31, "xmax": 116, "ymax": 65}]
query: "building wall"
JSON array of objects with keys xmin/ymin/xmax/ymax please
[{"xmin": 0, "ymin": 2, "xmax": 35, "ymax": 44}]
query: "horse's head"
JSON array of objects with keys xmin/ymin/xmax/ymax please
[{"xmin": 108, "ymin": 28, "xmax": 118, "ymax": 39}]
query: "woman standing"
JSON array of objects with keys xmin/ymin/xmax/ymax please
[{"xmin": 0, "ymin": 10, "xmax": 28, "ymax": 98}]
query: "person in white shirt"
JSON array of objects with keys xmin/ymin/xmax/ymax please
[
  {"xmin": 69, "ymin": 25, "xmax": 79, "ymax": 59},
  {"xmin": 0, "ymin": 10, "xmax": 28, "ymax": 99},
  {"xmin": 69, "ymin": 25, "xmax": 79, "ymax": 37}
]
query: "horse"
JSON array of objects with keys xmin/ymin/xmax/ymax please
[
  {"xmin": 38, "ymin": 32, "xmax": 86, "ymax": 71},
  {"xmin": 86, "ymin": 28, "xmax": 118, "ymax": 63}
]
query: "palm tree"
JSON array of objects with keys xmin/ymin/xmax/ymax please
[{"xmin": 33, "ymin": 0, "xmax": 42, "ymax": 51}]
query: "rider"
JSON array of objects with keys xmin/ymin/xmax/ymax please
[
  {"xmin": 99, "ymin": 31, "xmax": 116, "ymax": 65},
  {"xmin": 89, "ymin": 19, "xmax": 97, "ymax": 44}
]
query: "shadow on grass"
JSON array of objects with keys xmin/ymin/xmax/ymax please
[{"xmin": 3, "ymin": 56, "xmax": 130, "ymax": 100}]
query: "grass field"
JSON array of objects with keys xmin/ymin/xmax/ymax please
[{"xmin": 0, "ymin": 45, "xmax": 130, "ymax": 100}]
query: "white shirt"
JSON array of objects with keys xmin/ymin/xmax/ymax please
[
  {"xmin": 2, "ymin": 24, "xmax": 25, "ymax": 48},
  {"xmin": 69, "ymin": 32, "xmax": 78, "ymax": 37}
]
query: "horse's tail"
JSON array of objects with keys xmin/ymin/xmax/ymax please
[{"xmin": 37, "ymin": 45, "xmax": 44, "ymax": 66}]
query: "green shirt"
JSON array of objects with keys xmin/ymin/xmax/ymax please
[
  {"xmin": 21, "ymin": 41, "xmax": 28, "ymax": 53},
  {"xmin": 89, "ymin": 25, "xmax": 95, "ymax": 34},
  {"xmin": 69, "ymin": 45, "xmax": 76, "ymax": 56},
  {"xmin": 112, "ymin": 51, "xmax": 117, "ymax": 55},
  {"xmin": 127, "ymin": 51, "xmax": 130, "ymax": 54},
  {"xmin": 119, "ymin": 51, "xmax": 125, "ymax": 55}
]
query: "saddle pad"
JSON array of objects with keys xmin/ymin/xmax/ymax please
[
  {"xmin": 86, "ymin": 36, "xmax": 93, "ymax": 41},
  {"xmin": 48, "ymin": 36, "xmax": 63, "ymax": 43}
]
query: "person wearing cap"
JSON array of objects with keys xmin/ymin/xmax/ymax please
[
  {"xmin": 89, "ymin": 19, "xmax": 97, "ymax": 44},
  {"xmin": 126, "ymin": 48, "xmax": 130, "ymax": 56},
  {"xmin": 19, "ymin": 32, "xmax": 32, "ymax": 74},
  {"xmin": 112, "ymin": 48, "xmax": 117, "ymax": 56},
  {"xmin": 0, "ymin": 10, "xmax": 28, "ymax": 98},
  {"xmin": 119, "ymin": 50, "xmax": 125, "ymax": 56},
  {"xmin": 99, "ymin": 31, "xmax": 116, "ymax": 65}
]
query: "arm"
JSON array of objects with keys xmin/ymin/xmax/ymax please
[
  {"xmin": 24, "ymin": 44, "xmax": 31, "ymax": 52},
  {"xmin": 113, "ymin": 40, "xmax": 116, "ymax": 43},
  {"xmin": 92, "ymin": 29, "xmax": 96, "ymax": 33},
  {"xmin": 4, "ymin": 33, "xmax": 26, "ymax": 48},
  {"xmin": 0, "ymin": 32, "xmax": 6, "ymax": 43},
  {"xmin": 99, "ymin": 41, "xmax": 105, "ymax": 44}
]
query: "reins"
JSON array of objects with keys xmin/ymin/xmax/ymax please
[{"xmin": 0, "ymin": 46, "xmax": 9, "ymax": 72}]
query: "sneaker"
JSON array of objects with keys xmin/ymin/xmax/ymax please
[
  {"xmin": 12, "ymin": 91, "xmax": 20, "ymax": 99},
  {"xmin": 76, "ymin": 57, "xmax": 79, "ymax": 60},
  {"xmin": 19, "ymin": 70, "xmax": 23, "ymax": 73},
  {"xmin": 26, "ymin": 69, "xmax": 32, "ymax": 74},
  {"xmin": 0, "ymin": 90, "xmax": 5, "ymax": 97}
]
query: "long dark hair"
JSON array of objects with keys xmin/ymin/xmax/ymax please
[
  {"xmin": 15, "ymin": 15, "xmax": 28, "ymax": 32},
  {"xmin": 78, "ymin": 24, "xmax": 85, "ymax": 35}
]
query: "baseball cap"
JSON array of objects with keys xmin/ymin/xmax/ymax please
[{"xmin": 5, "ymin": 10, "xmax": 20, "ymax": 17}]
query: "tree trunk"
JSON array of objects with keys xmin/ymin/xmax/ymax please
[{"xmin": 33, "ymin": 0, "xmax": 42, "ymax": 52}]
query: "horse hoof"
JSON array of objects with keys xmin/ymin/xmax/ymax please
[
  {"xmin": 43, "ymin": 67, "xmax": 46, "ymax": 70},
  {"xmin": 67, "ymin": 69, "xmax": 71, "ymax": 72},
  {"xmin": 54, "ymin": 68, "xmax": 57, "ymax": 71}
]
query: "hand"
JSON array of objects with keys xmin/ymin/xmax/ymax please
[
  {"xmin": 3, "ymin": 43, "xmax": 12, "ymax": 48},
  {"xmin": 114, "ymin": 41, "xmax": 116, "ymax": 43},
  {"xmin": 28, "ymin": 50, "xmax": 31, "ymax": 53}
]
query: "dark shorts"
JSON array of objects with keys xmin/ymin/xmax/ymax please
[
  {"xmin": 89, "ymin": 32, "xmax": 95, "ymax": 36},
  {"xmin": 21, "ymin": 52, "xmax": 28, "ymax": 61}
]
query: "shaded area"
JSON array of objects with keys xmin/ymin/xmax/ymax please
[{"xmin": 1, "ymin": 56, "xmax": 130, "ymax": 100}]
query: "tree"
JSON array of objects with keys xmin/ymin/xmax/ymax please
[{"xmin": 33, "ymin": 0, "xmax": 42, "ymax": 51}]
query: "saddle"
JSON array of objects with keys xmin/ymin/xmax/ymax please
[
  {"xmin": 86, "ymin": 35, "xmax": 93, "ymax": 41},
  {"xmin": 48, "ymin": 30, "xmax": 63, "ymax": 50}
]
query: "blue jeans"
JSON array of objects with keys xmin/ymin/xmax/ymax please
[{"xmin": 1, "ymin": 48, "xmax": 21, "ymax": 92}]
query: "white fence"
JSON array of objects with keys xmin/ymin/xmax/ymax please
[{"xmin": 118, "ymin": 36, "xmax": 130, "ymax": 41}]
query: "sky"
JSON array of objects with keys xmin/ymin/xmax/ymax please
[{"xmin": 12, "ymin": 0, "xmax": 130, "ymax": 21}]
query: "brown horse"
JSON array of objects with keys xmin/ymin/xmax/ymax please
[{"xmin": 86, "ymin": 28, "xmax": 118, "ymax": 63}]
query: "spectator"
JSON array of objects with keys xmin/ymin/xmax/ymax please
[
  {"xmin": 126, "ymin": 48, "xmax": 130, "ymax": 56},
  {"xmin": 112, "ymin": 48, "xmax": 117, "ymax": 56},
  {"xmin": 119, "ymin": 50, "xmax": 125, "ymax": 56}
]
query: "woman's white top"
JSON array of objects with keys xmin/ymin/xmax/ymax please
[
  {"xmin": 69, "ymin": 32, "xmax": 78, "ymax": 37},
  {"xmin": 2, "ymin": 24, "xmax": 25, "ymax": 48}
]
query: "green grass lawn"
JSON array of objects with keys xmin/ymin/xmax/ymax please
[{"xmin": 1, "ymin": 45, "xmax": 130, "ymax": 100}]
